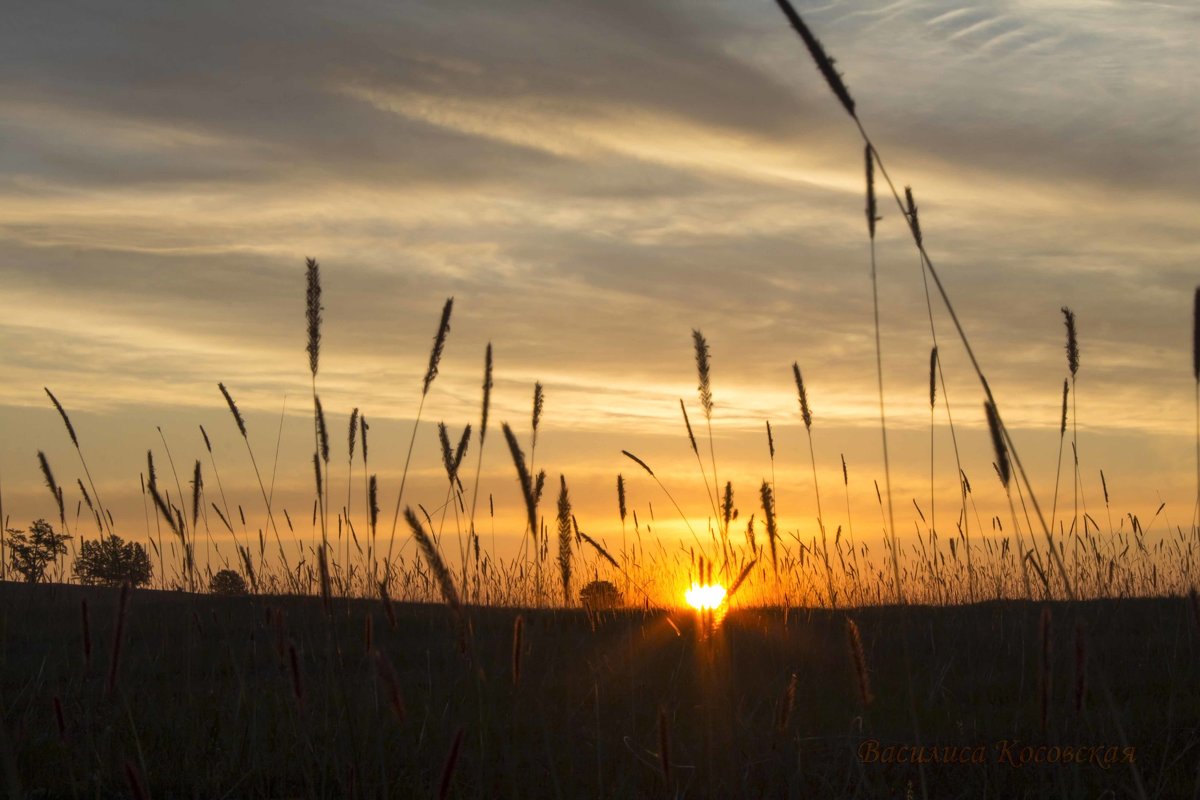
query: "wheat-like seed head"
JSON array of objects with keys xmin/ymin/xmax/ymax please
[{"xmin": 348, "ymin": 408, "xmax": 359, "ymax": 462}]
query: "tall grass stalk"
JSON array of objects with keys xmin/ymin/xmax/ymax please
[
  {"xmin": 386, "ymin": 297, "xmax": 453, "ymax": 581},
  {"xmin": 218, "ymin": 382, "xmax": 292, "ymax": 583},
  {"xmin": 467, "ymin": 344, "xmax": 493, "ymax": 597},
  {"xmin": 1193, "ymin": 287, "xmax": 1199, "ymax": 537},
  {"xmin": 793, "ymin": 363, "xmax": 835, "ymax": 607},
  {"xmin": 44, "ymin": 389, "xmax": 113, "ymax": 539},
  {"xmin": 692, "ymin": 331, "xmax": 722, "ymax": 536},
  {"xmin": 681, "ymin": 399, "xmax": 719, "ymax": 525}
]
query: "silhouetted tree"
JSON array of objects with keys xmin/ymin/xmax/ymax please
[
  {"xmin": 6, "ymin": 519, "xmax": 71, "ymax": 583},
  {"xmin": 209, "ymin": 569, "xmax": 248, "ymax": 596},
  {"xmin": 73, "ymin": 534, "xmax": 152, "ymax": 587}
]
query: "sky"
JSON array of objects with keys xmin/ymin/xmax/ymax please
[{"xmin": 2, "ymin": 0, "xmax": 1198, "ymax": 580}]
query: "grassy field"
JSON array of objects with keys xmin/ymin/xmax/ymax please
[{"xmin": 2, "ymin": 581, "xmax": 1195, "ymax": 798}]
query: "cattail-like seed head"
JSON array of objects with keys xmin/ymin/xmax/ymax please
[
  {"xmin": 727, "ymin": 557, "xmax": 757, "ymax": 601},
  {"xmin": 984, "ymin": 401, "xmax": 1010, "ymax": 489},
  {"xmin": 360, "ymin": 414, "xmax": 369, "ymax": 463},
  {"xmin": 106, "ymin": 581, "xmax": 131, "ymax": 696},
  {"xmin": 658, "ymin": 707, "xmax": 672, "ymax": 787},
  {"xmin": 792, "ymin": 362, "xmax": 813, "ymax": 430},
  {"xmin": 318, "ymin": 546, "xmax": 331, "ymax": 614},
  {"xmin": 680, "ymin": 399, "xmax": 698, "ymax": 455},
  {"xmin": 348, "ymin": 407, "xmax": 359, "ymax": 462},
  {"xmin": 773, "ymin": 0, "xmax": 856, "ymax": 117},
  {"xmin": 777, "ymin": 673, "xmax": 798, "ymax": 732},
  {"xmin": 44, "ymin": 388, "xmax": 78, "ymax": 448},
  {"xmin": 841, "ymin": 453, "xmax": 848, "ymax": 486},
  {"xmin": 438, "ymin": 728, "xmax": 464, "ymax": 800},
  {"xmin": 80, "ymin": 599, "xmax": 91, "ymax": 669},
  {"xmin": 369, "ymin": 474, "xmax": 379, "ymax": 533},
  {"xmin": 288, "ymin": 640, "xmax": 303, "ymax": 706},
  {"xmin": 53, "ymin": 696, "xmax": 66, "ymax": 741},
  {"xmin": 864, "ymin": 145, "xmax": 877, "ymax": 239},
  {"xmin": 373, "ymin": 650, "xmax": 405, "ymax": 720},
  {"xmin": 124, "ymin": 761, "xmax": 149, "ymax": 800},
  {"xmin": 37, "ymin": 451, "xmax": 64, "ymax": 523},
  {"xmin": 578, "ymin": 529, "xmax": 619, "ymax": 571},
  {"xmin": 77, "ymin": 479, "xmax": 94, "ymax": 513},
  {"xmin": 1193, "ymin": 287, "xmax": 1199, "ymax": 382},
  {"xmin": 379, "ymin": 580, "xmax": 397, "ymax": 630},
  {"xmin": 1059, "ymin": 379, "xmax": 1069, "ymax": 436},
  {"xmin": 512, "ymin": 614, "xmax": 524, "ymax": 686},
  {"xmin": 556, "ymin": 475, "xmax": 572, "ymax": 605},
  {"xmin": 405, "ymin": 506, "xmax": 460, "ymax": 609},
  {"xmin": 722, "ymin": 481, "xmax": 734, "ymax": 530},
  {"xmin": 760, "ymin": 480, "xmax": 778, "ymax": 572},
  {"xmin": 616, "ymin": 474, "xmax": 627, "ymax": 522},
  {"xmin": 503, "ymin": 423, "xmax": 539, "ymax": 537},
  {"xmin": 929, "ymin": 347, "xmax": 938, "ymax": 408},
  {"xmin": 218, "ymin": 383, "xmax": 246, "ymax": 438},
  {"xmin": 531, "ymin": 382, "xmax": 544, "ymax": 442},
  {"xmin": 905, "ymin": 185, "xmax": 922, "ymax": 248},
  {"xmin": 1039, "ymin": 605, "xmax": 1052, "ymax": 734},
  {"xmin": 1062, "ymin": 307, "xmax": 1079, "ymax": 378},
  {"xmin": 423, "ymin": 298, "xmax": 454, "ymax": 397},
  {"xmin": 314, "ymin": 395, "xmax": 329, "ymax": 463},
  {"xmin": 692, "ymin": 330, "xmax": 713, "ymax": 419},
  {"xmin": 622, "ymin": 449, "xmax": 655, "ymax": 478},
  {"xmin": 481, "ymin": 343, "xmax": 493, "ymax": 444},
  {"xmin": 1101, "ymin": 469, "xmax": 1109, "ymax": 505},
  {"xmin": 766, "ymin": 420, "xmax": 775, "ymax": 459},
  {"xmin": 190, "ymin": 460, "xmax": 202, "ymax": 530},
  {"xmin": 846, "ymin": 617, "xmax": 873, "ymax": 707},
  {"xmin": 305, "ymin": 257, "xmax": 322, "ymax": 377},
  {"xmin": 312, "ymin": 453, "xmax": 323, "ymax": 501},
  {"xmin": 1073, "ymin": 621, "xmax": 1087, "ymax": 715}
]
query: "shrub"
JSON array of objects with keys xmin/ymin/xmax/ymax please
[
  {"xmin": 209, "ymin": 569, "xmax": 248, "ymax": 596},
  {"xmin": 6, "ymin": 519, "xmax": 71, "ymax": 583},
  {"xmin": 73, "ymin": 535, "xmax": 153, "ymax": 587},
  {"xmin": 580, "ymin": 580, "xmax": 622, "ymax": 610}
]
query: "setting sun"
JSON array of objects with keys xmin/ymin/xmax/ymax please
[{"xmin": 685, "ymin": 583, "xmax": 726, "ymax": 610}]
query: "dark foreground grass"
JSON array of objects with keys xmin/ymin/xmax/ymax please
[{"xmin": 1, "ymin": 581, "xmax": 1195, "ymax": 798}]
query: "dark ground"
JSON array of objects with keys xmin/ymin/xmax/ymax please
[{"xmin": 1, "ymin": 581, "xmax": 1195, "ymax": 798}]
